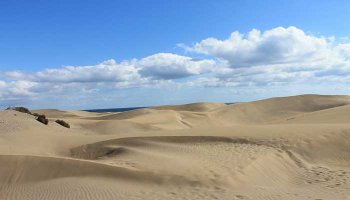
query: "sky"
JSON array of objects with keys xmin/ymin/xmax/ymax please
[{"xmin": 1, "ymin": 0, "xmax": 350, "ymax": 109}]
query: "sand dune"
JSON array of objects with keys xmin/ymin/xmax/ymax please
[
  {"xmin": 213, "ymin": 94, "xmax": 350, "ymax": 124},
  {"xmin": 153, "ymin": 102, "xmax": 227, "ymax": 112},
  {"xmin": 279, "ymin": 104, "xmax": 350, "ymax": 124},
  {"xmin": 1, "ymin": 94, "xmax": 350, "ymax": 199}
]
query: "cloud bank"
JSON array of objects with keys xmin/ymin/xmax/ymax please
[{"xmin": 1, "ymin": 26, "xmax": 350, "ymax": 108}]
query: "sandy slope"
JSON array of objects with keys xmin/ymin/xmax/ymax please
[{"xmin": 1, "ymin": 94, "xmax": 350, "ymax": 200}]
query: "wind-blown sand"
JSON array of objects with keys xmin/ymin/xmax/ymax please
[{"xmin": 1, "ymin": 94, "xmax": 350, "ymax": 199}]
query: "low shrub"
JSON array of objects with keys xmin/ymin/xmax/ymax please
[
  {"xmin": 37, "ymin": 115, "xmax": 49, "ymax": 125},
  {"xmin": 32, "ymin": 113, "xmax": 40, "ymax": 117},
  {"xmin": 55, "ymin": 119, "xmax": 70, "ymax": 128},
  {"xmin": 7, "ymin": 107, "xmax": 32, "ymax": 115}
]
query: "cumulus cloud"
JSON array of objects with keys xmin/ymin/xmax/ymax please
[
  {"xmin": 0, "ymin": 53, "xmax": 216, "ymax": 102},
  {"xmin": 183, "ymin": 26, "xmax": 333, "ymax": 68},
  {"xmin": 5, "ymin": 59, "xmax": 141, "ymax": 83},
  {"xmin": 180, "ymin": 26, "xmax": 350, "ymax": 87},
  {"xmin": 5, "ymin": 53, "xmax": 216, "ymax": 83},
  {"xmin": 138, "ymin": 53, "xmax": 216, "ymax": 79},
  {"xmin": 0, "ymin": 80, "xmax": 37, "ymax": 101}
]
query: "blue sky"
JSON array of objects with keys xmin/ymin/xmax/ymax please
[{"xmin": 1, "ymin": 0, "xmax": 350, "ymax": 109}]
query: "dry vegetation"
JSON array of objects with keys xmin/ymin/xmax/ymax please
[
  {"xmin": 55, "ymin": 119, "xmax": 70, "ymax": 128},
  {"xmin": 36, "ymin": 114, "xmax": 49, "ymax": 125}
]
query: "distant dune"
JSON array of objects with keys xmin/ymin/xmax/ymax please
[
  {"xmin": 1, "ymin": 94, "xmax": 350, "ymax": 199},
  {"xmin": 153, "ymin": 102, "xmax": 227, "ymax": 112}
]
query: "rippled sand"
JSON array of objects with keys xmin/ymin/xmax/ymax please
[{"xmin": 1, "ymin": 94, "xmax": 350, "ymax": 200}]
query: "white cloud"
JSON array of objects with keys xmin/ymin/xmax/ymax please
[
  {"xmin": 0, "ymin": 81, "xmax": 5, "ymax": 88},
  {"xmin": 183, "ymin": 26, "xmax": 334, "ymax": 68},
  {"xmin": 0, "ymin": 53, "xmax": 216, "ymax": 103},
  {"xmin": 138, "ymin": 53, "xmax": 216, "ymax": 79},
  {"xmin": 0, "ymin": 80, "xmax": 37, "ymax": 101},
  {"xmin": 5, "ymin": 53, "xmax": 216, "ymax": 83},
  {"xmin": 5, "ymin": 59, "xmax": 141, "ymax": 83},
  {"xmin": 179, "ymin": 26, "xmax": 350, "ymax": 87}
]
